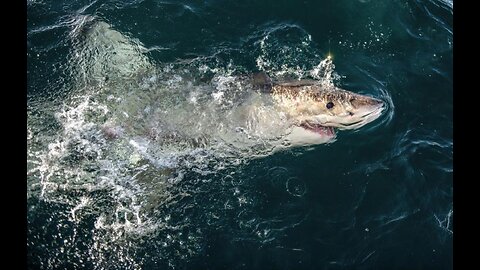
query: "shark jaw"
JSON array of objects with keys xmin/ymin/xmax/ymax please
[{"xmin": 284, "ymin": 124, "xmax": 336, "ymax": 147}]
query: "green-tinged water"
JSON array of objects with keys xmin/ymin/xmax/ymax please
[{"xmin": 27, "ymin": 0, "xmax": 452, "ymax": 269}]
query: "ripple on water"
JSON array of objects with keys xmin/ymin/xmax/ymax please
[
  {"xmin": 286, "ymin": 177, "xmax": 307, "ymax": 197},
  {"xmin": 267, "ymin": 166, "xmax": 290, "ymax": 189}
]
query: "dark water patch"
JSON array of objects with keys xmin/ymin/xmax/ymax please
[{"xmin": 27, "ymin": 197, "xmax": 96, "ymax": 269}]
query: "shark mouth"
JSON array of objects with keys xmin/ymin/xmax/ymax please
[{"xmin": 299, "ymin": 121, "xmax": 335, "ymax": 137}]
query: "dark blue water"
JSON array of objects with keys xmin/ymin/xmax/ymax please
[{"xmin": 27, "ymin": 0, "xmax": 453, "ymax": 269}]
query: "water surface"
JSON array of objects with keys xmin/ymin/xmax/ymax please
[{"xmin": 27, "ymin": 0, "xmax": 453, "ymax": 269}]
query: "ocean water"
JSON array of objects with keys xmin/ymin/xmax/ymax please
[{"xmin": 27, "ymin": 0, "xmax": 453, "ymax": 269}]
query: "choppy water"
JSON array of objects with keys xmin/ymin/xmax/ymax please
[{"xmin": 27, "ymin": 0, "xmax": 453, "ymax": 269}]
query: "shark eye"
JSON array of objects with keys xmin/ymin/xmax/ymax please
[{"xmin": 326, "ymin": 102, "xmax": 334, "ymax": 109}]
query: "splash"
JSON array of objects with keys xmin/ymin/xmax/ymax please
[
  {"xmin": 27, "ymin": 18, "xmax": 384, "ymax": 268},
  {"xmin": 310, "ymin": 56, "xmax": 340, "ymax": 89}
]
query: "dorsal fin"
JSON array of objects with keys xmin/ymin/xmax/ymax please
[{"xmin": 251, "ymin": 72, "xmax": 273, "ymax": 92}]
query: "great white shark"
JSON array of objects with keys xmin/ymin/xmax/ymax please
[{"xmin": 69, "ymin": 19, "xmax": 385, "ymax": 157}]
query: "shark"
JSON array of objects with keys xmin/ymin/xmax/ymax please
[{"xmin": 68, "ymin": 19, "xmax": 385, "ymax": 157}]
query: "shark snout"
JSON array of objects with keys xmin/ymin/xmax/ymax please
[
  {"xmin": 369, "ymin": 98, "xmax": 385, "ymax": 115},
  {"xmin": 371, "ymin": 98, "xmax": 384, "ymax": 109},
  {"xmin": 361, "ymin": 98, "xmax": 384, "ymax": 118}
]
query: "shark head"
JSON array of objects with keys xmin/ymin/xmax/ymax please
[
  {"xmin": 307, "ymin": 88, "xmax": 385, "ymax": 130},
  {"xmin": 269, "ymin": 82, "xmax": 385, "ymax": 145}
]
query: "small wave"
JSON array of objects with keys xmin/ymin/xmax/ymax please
[
  {"xmin": 433, "ymin": 208, "xmax": 453, "ymax": 234},
  {"xmin": 431, "ymin": 0, "xmax": 453, "ymax": 10}
]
